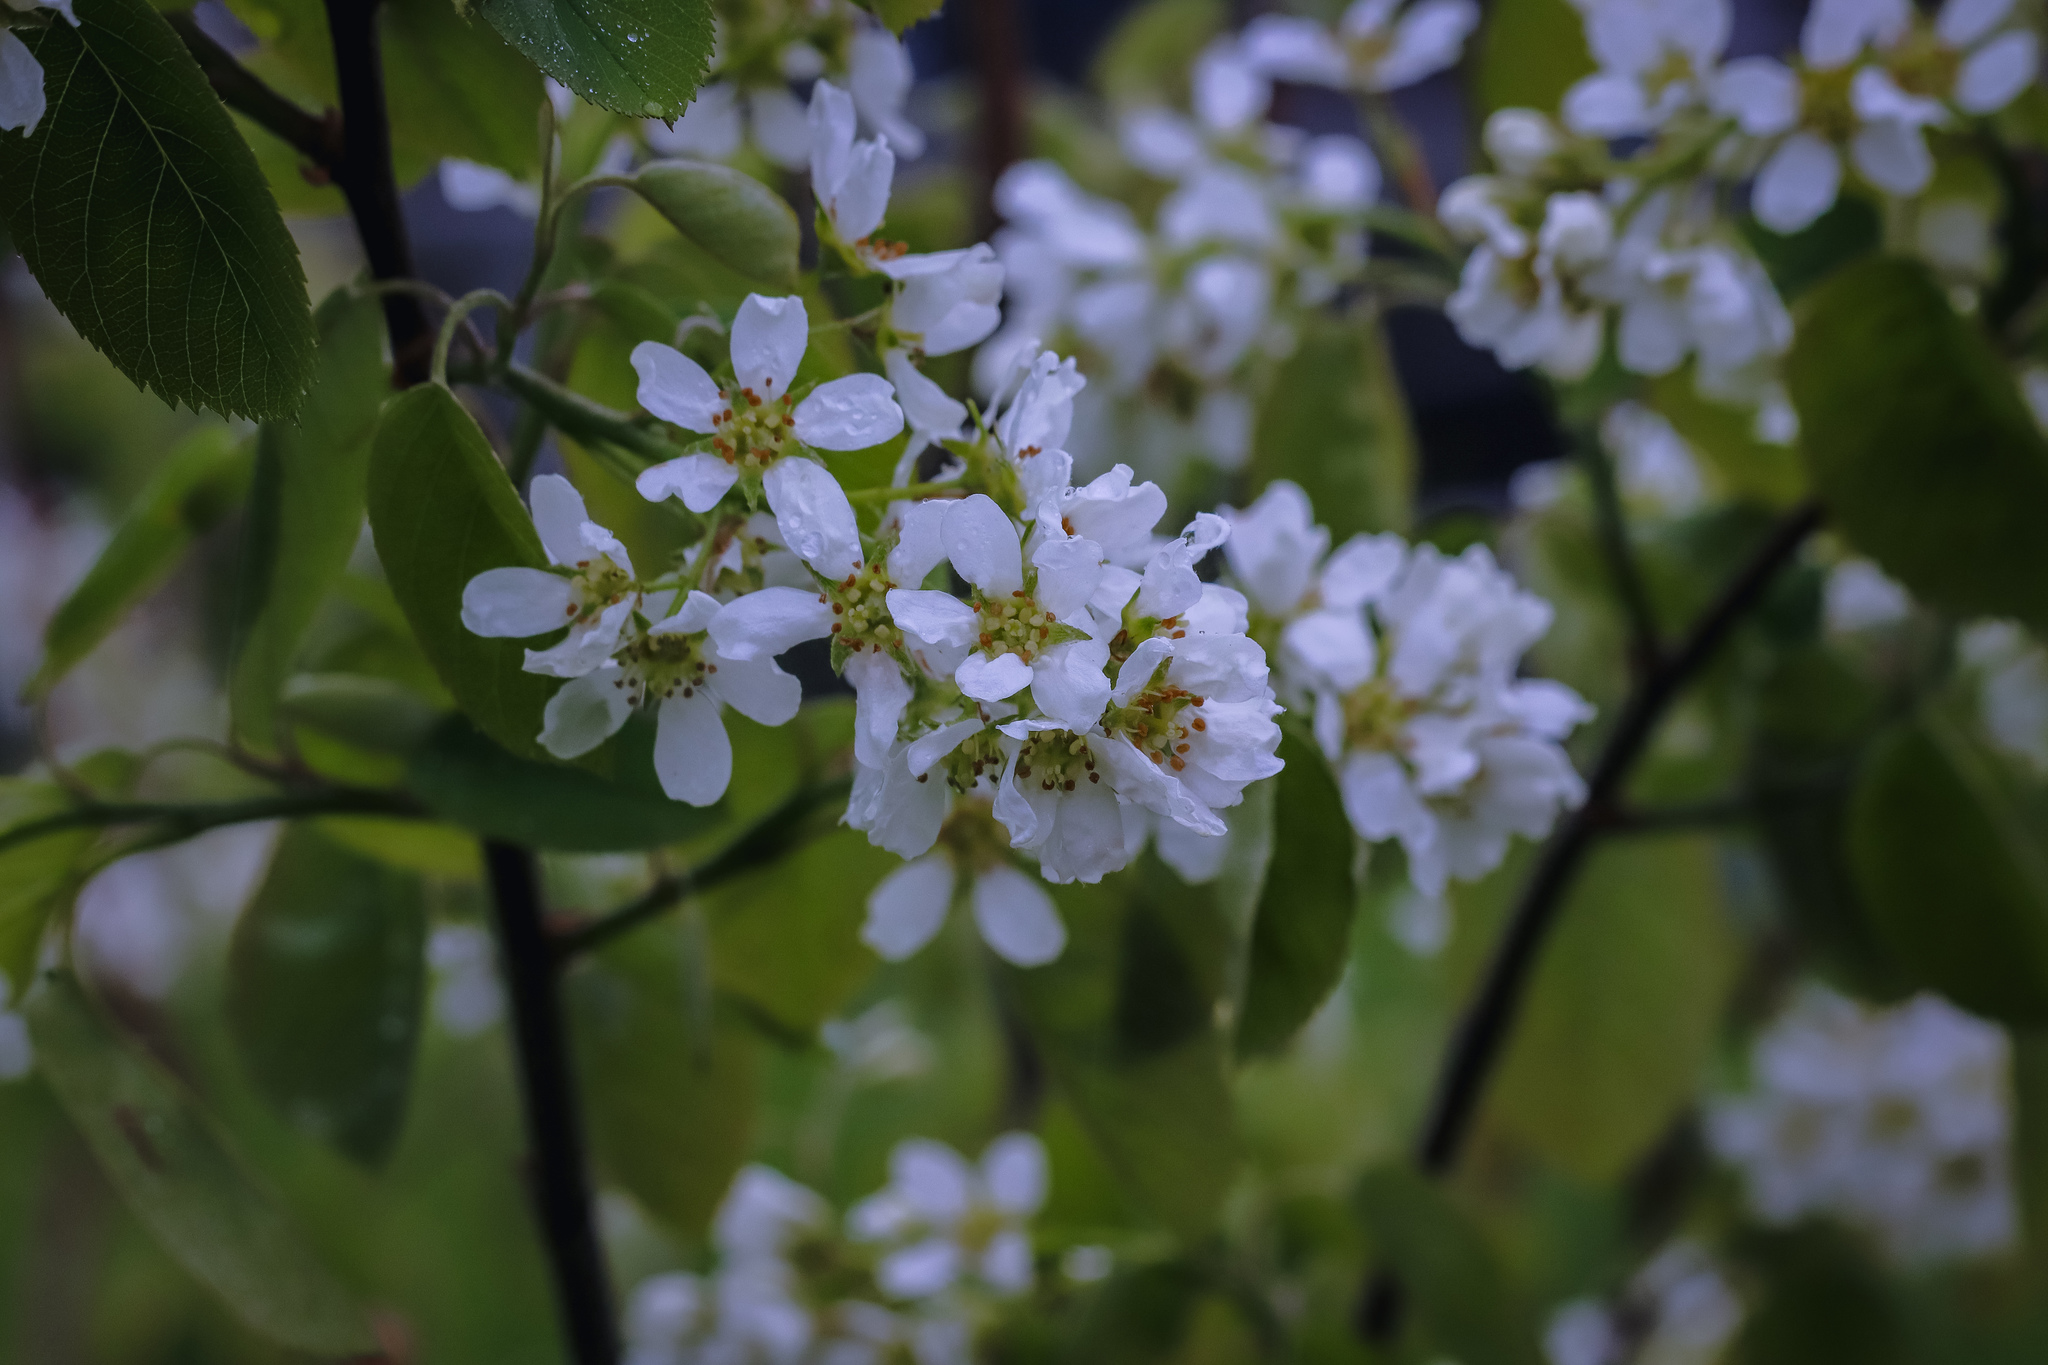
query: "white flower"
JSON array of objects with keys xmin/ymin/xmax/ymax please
[
  {"xmin": 1, "ymin": 0, "xmax": 74, "ymax": 137},
  {"xmin": 1960, "ymin": 620, "xmax": 2048, "ymax": 772},
  {"xmin": 632, "ymin": 292, "xmax": 901, "ymax": 560},
  {"xmin": 885, "ymin": 494, "xmax": 1113, "ymax": 729},
  {"xmin": 863, "ymin": 844, "xmax": 1069, "ymax": 966},
  {"xmin": 1561, "ymin": 0, "xmax": 1732, "ymax": 136},
  {"xmin": 821, "ymin": 1001, "xmax": 934, "ymax": 1083},
  {"xmin": 848, "ymin": 1133, "xmax": 1048, "ymax": 1301},
  {"xmin": 1708, "ymin": 985, "xmax": 2018, "ymax": 1265},
  {"xmin": 1445, "ymin": 189, "xmax": 1613, "ymax": 381},
  {"xmin": 810, "ymin": 79, "xmax": 898, "ymax": 262},
  {"xmin": 1228, "ymin": 483, "xmax": 1590, "ymax": 894},
  {"xmin": 437, "ymin": 158, "xmax": 540, "ymax": 217},
  {"xmin": 0, "ymin": 971, "xmax": 31, "ymax": 1082},
  {"xmin": 1543, "ymin": 1241, "xmax": 1742, "ymax": 1365},
  {"xmin": 984, "ymin": 350, "xmax": 1088, "ymax": 514},
  {"xmin": 427, "ymin": 924, "xmax": 503, "ymax": 1037},
  {"xmin": 1726, "ymin": 0, "xmax": 2039, "ymax": 234},
  {"xmin": 1240, "ymin": 0, "xmax": 1481, "ymax": 94},
  {"xmin": 645, "ymin": 80, "xmax": 813, "ymax": 170},
  {"xmin": 460, "ymin": 476, "xmax": 807, "ymax": 805},
  {"xmin": 847, "ymin": 24, "xmax": 924, "ymax": 157},
  {"xmin": 1600, "ymin": 402, "xmax": 1707, "ymax": 515}
]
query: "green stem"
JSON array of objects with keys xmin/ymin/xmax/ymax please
[
  {"xmin": 496, "ymin": 362, "xmax": 688, "ymax": 466},
  {"xmin": 0, "ymin": 788, "xmax": 423, "ymax": 861},
  {"xmin": 434, "ymin": 289, "xmax": 511, "ymax": 388}
]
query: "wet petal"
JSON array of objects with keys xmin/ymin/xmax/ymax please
[
  {"xmin": 529, "ymin": 474, "xmax": 592, "ymax": 566},
  {"xmin": 887, "ymin": 588, "xmax": 977, "ymax": 647},
  {"xmin": 637, "ymin": 453, "xmax": 739, "ymax": 513},
  {"xmin": 731, "ymin": 293, "xmax": 809, "ymax": 398},
  {"xmin": 943, "ymin": 495, "xmax": 1024, "ymax": 595},
  {"xmin": 462, "ymin": 567, "xmax": 576, "ymax": 637},
  {"xmin": 654, "ymin": 691, "xmax": 732, "ymax": 805},
  {"xmin": 632, "ymin": 342, "xmax": 723, "ymax": 432},
  {"xmin": 539, "ymin": 670, "xmax": 633, "ymax": 759},
  {"xmin": 707, "ymin": 586, "xmax": 834, "ymax": 661},
  {"xmin": 792, "ymin": 373, "xmax": 905, "ymax": 451},
  {"xmin": 761, "ymin": 456, "xmax": 862, "ymax": 576},
  {"xmin": 705, "ymin": 651, "xmax": 803, "ymax": 726},
  {"xmin": 957, "ymin": 650, "xmax": 1035, "ymax": 703},
  {"xmin": 846, "ymin": 648, "xmax": 913, "ymax": 768}
]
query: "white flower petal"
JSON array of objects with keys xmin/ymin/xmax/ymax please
[
  {"xmin": 654, "ymin": 690, "xmax": 733, "ymax": 805},
  {"xmin": 792, "ymin": 373, "xmax": 905, "ymax": 451},
  {"xmin": 1710, "ymin": 56, "xmax": 1801, "ymax": 135},
  {"xmin": 846, "ymin": 648, "xmax": 913, "ymax": 769},
  {"xmin": 1939, "ymin": 0, "xmax": 2015, "ymax": 47},
  {"xmin": 1851, "ymin": 119, "xmax": 1933, "ymax": 196},
  {"xmin": 539, "ymin": 670, "xmax": 634, "ymax": 759},
  {"xmin": 1956, "ymin": 30, "xmax": 2038, "ymax": 115},
  {"xmin": 884, "ymin": 349, "xmax": 968, "ymax": 449},
  {"xmin": 887, "ymin": 588, "xmax": 977, "ymax": 647},
  {"xmin": 943, "ymin": 495, "xmax": 1025, "ymax": 595},
  {"xmin": 1029, "ymin": 639, "xmax": 1113, "ymax": 729},
  {"xmin": 665, "ymin": 588, "xmax": 724, "ymax": 635},
  {"xmin": 462, "ymin": 567, "xmax": 576, "ymax": 637},
  {"xmin": 971, "ymin": 864, "xmax": 1067, "ymax": 966},
  {"xmin": 707, "ymin": 585, "xmax": 835, "ymax": 661},
  {"xmin": 1166, "ymin": 634, "xmax": 1269, "ymax": 703},
  {"xmin": 731, "ymin": 294, "xmax": 809, "ymax": 397},
  {"xmin": 1282, "ymin": 608, "xmax": 1377, "ymax": 693},
  {"xmin": 1, "ymin": 32, "xmax": 48, "ymax": 136},
  {"xmin": 957, "ymin": 650, "xmax": 1035, "ymax": 703},
  {"xmin": 529, "ymin": 474, "xmax": 592, "ymax": 567},
  {"xmin": 887, "ymin": 498, "xmax": 953, "ymax": 586},
  {"xmin": 862, "ymin": 853, "xmax": 956, "ymax": 960},
  {"xmin": 980, "ymin": 1229, "xmax": 1035, "ymax": 1295},
  {"xmin": 632, "ymin": 341, "xmax": 723, "ymax": 432},
  {"xmin": 830, "ymin": 138, "xmax": 895, "ymax": 244},
  {"xmin": 637, "ymin": 453, "xmax": 739, "ymax": 513},
  {"xmin": 1112, "ymin": 637, "xmax": 1174, "ymax": 706},
  {"xmin": 1752, "ymin": 132, "xmax": 1842, "ymax": 234},
  {"xmin": 878, "ymin": 1238, "xmax": 961, "ymax": 1301},
  {"xmin": 808, "ymin": 77, "xmax": 857, "ymax": 209},
  {"xmin": 761, "ymin": 457, "xmax": 862, "ymax": 577},
  {"xmin": 705, "ymin": 651, "xmax": 802, "ymax": 726}
]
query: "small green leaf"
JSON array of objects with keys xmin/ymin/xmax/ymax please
[
  {"xmin": 27, "ymin": 428, "xmax": 252, "ymax": 701},
  {"xmin": 231, "ymin": 288, "xmax": 390, "ymax": 754},
  {"xmin": 630, "ymin": 160, "xmax": 801, "ymax": 288},
  {"xmin": 479, "ymin": 0, "xmax": 713, "ymax": 120},
  {"xmin": 0, "ymin": 0, "xmax": 314, "ymax": 420},
  {"xmin": 1787, "ymin": 256, "xmax": 2048, "ymax": 635},
  {"xmin": 1237, "ymin": 737, "xmax": 1355, "ymax": 1055},
  {"xmin": 1482, "ymin": 834, "xmax": 1738, "ymax": 1183},
  {"xmin": 1467, "ymin": 0, "xmax": 1594, "ymax": 119},
  {"xmin": 1249, "ymin": 311, "xmax": 1414, "ymax": 541},
  {"xmin": 1847, "ymin": 711, "xmax": 2048, "ymax": 1023},
  {"xmin": 1355, "ymin": 1165, "xmax": 1543, "ymax": 1365},
  {"xmin": 228, "ymin": 825, "xmax": 426, "ymax": 1166},
  {"xmin": 365, "ymin": 383, "xmax": 557, "ymax": 758},
  {"xmin": 865, "ymin": 0, "xmax": 944, "ymax": 34},
  {"xmin": 25, "ymin": 970, "xmax": 376, "ymax": 1355},
  {"xmin": 407, "ymin": 716, "xmax": 722, "ymax": 851},
  {"xmin": 568, "ymin": 931, "xmax": 759, "ymax": 1237}
]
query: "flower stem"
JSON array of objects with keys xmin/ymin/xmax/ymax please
[{"xmin": 843, "ymin": 478, "xmax": 966, "ymax": 505}]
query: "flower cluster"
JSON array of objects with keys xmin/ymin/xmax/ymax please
[
  {"xmin": 1708, "ymin": 984, "xmax": 2018, "ymax": 1265},
  {"xmin": 1543, "ymin": 1240, "xmax": 1743, "ymax": 1365},
  {"xmin": 972, "ymin": 0, "xmax": 1458, "ymax": 478},
  {"xmin": 1223, "ymin": 480, "xmax": 1592, "ymax": 895},
  {"xmin": 622, "ymin": 1134, "xmax": 1052, "ymax": 1365},
  {"xmin": 1, "ymin": 0, "xmax": 74, "ymax": 137},
  {"xmin": 1438, "ymin": 0, "xmax": 2040, "ymax": 433}
]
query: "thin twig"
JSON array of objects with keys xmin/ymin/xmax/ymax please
[
  {"xmin": 0, "ymin": 788, "xmax": 422, "ymax": 860},
  {"xmin": 1357, "ymin": 498, "xmax": 1823, "ymax": 1344},
  {"xmin": 552, "ymin": 776, "xmax": 855, "ymax": 962},
  {"xmin": 1576, "ymin": 424, "xmax": 1665, "ymax": 676},
  {"xmin": 167, "ymin": 12, "xmax": 337, "ymax": 172},
  {"xmin": 482, "ymin": 843, "xmax": 620, "ymax": 1365}
]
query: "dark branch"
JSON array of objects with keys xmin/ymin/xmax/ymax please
[
  {"xmin": 1414, "ymin": 497, "xmax": 1821, "ymax": 1176},
  {"xmin": 483, "ymin": 843, "xmax": 620, "ymax": 1365},
  {"xmin": 321, "ymin": 0, "xmax": 431, "ymax": 385},
  {"xmin": 968, "ymin": 0, "xmax": 1025, "ymax": 238},
  {"xmin": 168, "ymin": 13, "xmax": 337, "ymax": 172},
  {"xmin": 553, "ymin": 776, "xmax": 855, "ymax": 963},
  {"xmin": 0, "ymin": 788, "xmax": 421, "ymax": 860}
]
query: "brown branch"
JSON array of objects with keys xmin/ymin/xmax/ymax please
[{"xmin": 167, "ymin": 12, "xmax": 337, "ymax": 173}]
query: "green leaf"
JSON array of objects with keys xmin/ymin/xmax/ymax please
[
  {"xmin": 568, "ymin": 930, "xmax": 759, "ymax": 1237},
  {"xmin": 704, "ymin": 825, "xmax": 886, "ymax": 1034},
  {"xmin": 1847, "ymin": 711, "xmax": 2048, "ymax": 1023},
  {"xmin": 279, "ymin": 672, "xmax": 447, "ymax": 755},
  {"xmin": 25, "ymin": 970, "xmax": 376, "ymax": 1355},
  {"xmin": 0, "ymin": 0, "xmax": 314, "ymax": 420},
  {"xmin": 1355, "ymin": 1165, "xmax": 1543, "ymax": 1365},
  {"xmin": 1648, "ymin": 368, "xmax": 1808, "ymax": 507},
  {"xmin": 478, "ymin": 0, "xmax": 713, "ymax": 119},
  {"xmin": 27, "ymin": 427, "xmax": 252, "ymax": 701},
  {"xmin": 365, "ymin": 383, "xmax": 558, "ymax": 758},
  {"xmin": 1091, "ymin": 0, "xmax": 1224, "ymax": 104},
  {"xmin": 1787, "ymin": 256, "xmax": 2048, "ymax": 635},
  {"xmin": 628, "ymin": 160, "xmax": 801, "ymax": 288},
  {"xmin": 1729, "ymin": 1225, "xmax": 1910, "ymax": 1365},
  {"xmin": 1237, "ymin": 737, "xmax": 1355, "ymax": 1055},
  {"xmin": 228, "ymin": 824, "xmax": 426, "ymax": 1167},
  {"xmin": 231, "ymin": 288, "xmax": 390, "ymax": 754},
  {"xmin": 1008, "ymin": 880, "xmax": 1241, "ymax": 1237},
  {"xmin": 865, "ymin": 0, "xmax": 944, "ymax": 35},
  {"xmin": 1482, "ymin": 834, "xmax": 1738, "ymax": 1182},
  {"xmin": 1248, "ymin": 310, "xmax": 1414, "ymax": 540},
  {"xmin": 407, "ymin": 716, "xmax": 722, "ymax": 851},
  {"xmin": 1467, "ymin": 0, "xmax": 1594, "ymax": 119},
  {"xmin": 1742, "ymin": 196, "xmax": 1882, "ymax": 303}
]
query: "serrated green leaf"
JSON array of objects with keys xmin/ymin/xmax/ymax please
[
  {"xmin": 1249, "ymin": 311, "xmax": 1414, "ymax": 541},
  {"xmin": 630, "ymin": 160, "xmax": 800, "ymax": 288},
  {"xmin": 1237, "ymin": 737, "xmax": 1354, "ymax": 1056},
  {"xmin": 25, "ymin": 970, "xmax": 376, "ymax": 1355},
  {"xmin": 865, "ymin": 0, "xmax": 944, "ymax": 35},
  {"xmin": 1789, "ymin": 257, "xmax": 2048, "ymax": 635},
  {"xmin": 0, "ymin": 0, "xmax": 314, "ymax": 420},
  {"xmin": 1355, "ymin": 1165, "xmax": 1543, "ymax": 1365},
  {"xmin": 1847, "ymin": 710, "xmax": 2048, "ymax": 1023},
  {"xmin": 365, "ymin": 383, "xmax": 558, "ymax": 758},
  {"xmin": 1483, "ymin": 834, "xmax": 1737, "ymax": 1183},
  {"xmin": 231, "ymin": 288, "xmax": 390, "ymax": 754},
  {"xmin": 228, "ymin": 824, "xmax": 426, "ymax": 1166},
  {"xmin": 27, "ymin": 427, "xmax": 252, "ymax": 701},
  {"xmin": 568, "ymin": 931, "xmax": 759, "ymax": 1237},
  {"xmin": 479, "ymin": 0, "xmax": 713, "ymax": 119},
  {"xmin": 407, "ymin": 715, "xmax": 722, "ymax": 851}
]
